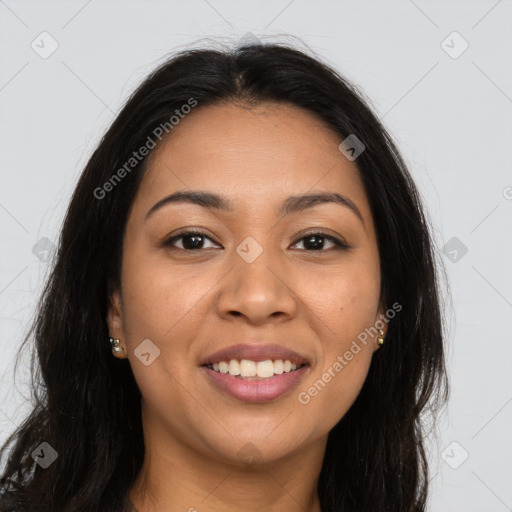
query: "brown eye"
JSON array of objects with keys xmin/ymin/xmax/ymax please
[
  {"xmin": 163, "ymin": 231, "xmax": 220, "ymax": 251},
  {"xmin": 291, "ymin": 231, "xmax": 350, "ymax": 251}
]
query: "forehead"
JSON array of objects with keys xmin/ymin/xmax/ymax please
[{"xmin": 136, "ymin": 102, "xmax": 372, "ymax": 222}]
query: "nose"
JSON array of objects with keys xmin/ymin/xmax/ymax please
[{"xmin": 216, "ymin": 246, "xmax": 298, "ymax": 325}]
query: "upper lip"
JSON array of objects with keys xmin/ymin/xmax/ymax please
[{"xmin": 200, "ymin": 343, "xmax": 310, "ymax": 366}]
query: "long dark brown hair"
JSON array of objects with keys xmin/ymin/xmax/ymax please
[{"xmin": 0, "ymin": 41, "xmax": 450, "ymax": 512}]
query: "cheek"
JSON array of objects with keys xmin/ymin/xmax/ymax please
[
  {"xmin": 118, "ymin": 246, "xmax": 220, "ymax": 397},
  {"xmin": 293, "ymin": 260, "xmax": 379, "ymax": 430},
  {"xmin": 298, "ymin": 344, "xmax": 374, "ymax": 438},
  {"xmin": 118, "ymin": 254, "xmax": 209, "ymax": 417},
  {"xmin": 305, "ymin": 259, "xmax": 381, "ymax": 350},
  {"xmin": 119, "ymin": 245, "xmax": 210, "ymax": 343},
  {"xmin": 298, "ymin": 294, "xmax": 377, "ymax": 437}
]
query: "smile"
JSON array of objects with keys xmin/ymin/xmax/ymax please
[
  {"xmin": 201, "ymin": 361, "xmax": 310, "ymax": 402},
  {"xmin": 205, "ymin": 358, "xmax": 307, "ymax": 379}
]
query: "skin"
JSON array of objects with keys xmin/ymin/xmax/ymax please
[{"xmin": 107, "ymin": 102, "xmax": 387, "ymax": 512}]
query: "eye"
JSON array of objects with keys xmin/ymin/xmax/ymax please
[
  {"xmin": 162, "ymin": 230, "xmax": 221, "ymax": 251},
  {"xmin": 290, "ymin": 230, "xmax": 350, "ymax": 251},
  {"xmin": 162, "ymin": 229, "xmax": 350, "ymax": 252}
]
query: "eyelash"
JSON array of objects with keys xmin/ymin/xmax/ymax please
[{"xmin": 162, "ymin": 229, "xmax": 350, "ymax": 252}]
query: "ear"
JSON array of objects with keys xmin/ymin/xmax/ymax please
[
  {"xmin": 373, "ymin": 301, "xmax": 388, "ymax": 352},
  {"xmin": 107, "ymin": 283, "xmax": 127, "ymax": 359}
]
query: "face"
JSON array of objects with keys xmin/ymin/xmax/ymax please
[{"xmin": 108, "ymin": 102, "xmax": 386, "ymax": 466}]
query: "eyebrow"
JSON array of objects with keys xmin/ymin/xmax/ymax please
[{"xmin": 144, "ymin": 190, "xmax": 365, "ymax": 227}]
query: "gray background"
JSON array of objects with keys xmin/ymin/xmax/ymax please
[{"xmin": 1, "ymin": 1, "xmax": 511, "ymax": 510}]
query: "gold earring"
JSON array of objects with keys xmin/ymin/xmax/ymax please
[
  {"xmin": 377, "ymin": 329, "xmax": 385, "ymax": 345},
  {"xmin": 109, "ymin": 337, "xmax": 124, "ymax": 353}
]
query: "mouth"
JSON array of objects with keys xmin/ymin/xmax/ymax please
[
  {"xmin": 199, "ymin": 344, "xmax": 311, "ymax": 402},
  {"xmin": 200, "ymin": 359, "xmax": 311, "ymax": 403},
  {"xmin": 203, "ymin": 359, "xmax": 308, "ymax": 380}
]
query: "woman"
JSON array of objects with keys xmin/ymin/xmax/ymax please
[{"xmin": 0, "ymin": 41, "xmax": 450, "ymax": 512}]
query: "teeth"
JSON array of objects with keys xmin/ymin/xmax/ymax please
[
  {"xmin": 228, "ymin": 359, "xmax": 240, "ymax": 376},
  {"xmin": 207, "ymin": 359, "xmax": 305, "ymax": 377},
  {"xmin": 256, "ymin": 360, "xmax": 274, "ymax": 378},
  {"xmin": 240, "ymin": 359, "xmax": 257, "ymax": 377}
]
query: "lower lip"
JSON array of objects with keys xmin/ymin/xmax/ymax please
[{"xmin": 200, "ymin": 365, "xmax": 310, "ymax": 403}]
